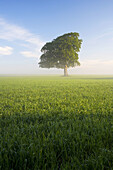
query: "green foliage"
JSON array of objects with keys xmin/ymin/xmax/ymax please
[
  {"xmin": 39, "ymin": 32, "xmax": 82, "ymax": 69},
  {"xmin": 0, "ymin": 76, "xmax": 113, "ymax": 169}
]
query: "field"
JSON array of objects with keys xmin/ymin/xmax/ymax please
[{"xmin": 0, "ymin": 75, "xmax": 113, "ymax": 169}]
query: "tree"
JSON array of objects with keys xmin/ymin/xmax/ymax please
[{"xmin": 39, "ymin": 32, "xmax": 82, "ymax": 76}]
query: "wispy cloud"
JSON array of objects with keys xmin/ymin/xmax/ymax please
[
  {"xmin": 0, "ymin": 46, "xmax": 13, "ymax": 55},
  {"xmin": 20, "ymin": 51, "xmax": 38, "ymax": 58},
  {"xmin": 0, "ymin": 17, "xmax": 45, "ymax": 58},
  {"xmin": 94, "ymin": 29, "xmax": 113, "ymax": 41},
  {"xmin": 0, "ymin": 18, "xmax": 30, "ymax": 41}
]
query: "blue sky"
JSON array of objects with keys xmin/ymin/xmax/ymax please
[{"xmin": 0, "ymin": 0, "xmax": 113, "ymax": 74}]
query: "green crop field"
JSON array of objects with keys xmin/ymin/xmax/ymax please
[{"xmin": 0, "ymin": 75, "xmax": 113, "ymax": 169}]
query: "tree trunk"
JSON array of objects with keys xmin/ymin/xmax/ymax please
[{"xmin": 64, "ymin": 65, "xmax": 68, "ymax": 76}]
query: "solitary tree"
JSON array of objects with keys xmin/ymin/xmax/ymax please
[{"xmin": 39, "ymin": 32, "xmax": 82, "ymax": 76}]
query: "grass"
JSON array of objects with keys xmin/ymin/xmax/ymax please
[{"xmin": 0, "ymin": 75, "xmax": 113, "ymax": 169}]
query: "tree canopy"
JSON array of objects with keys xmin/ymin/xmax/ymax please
[{"xmin": 39, "ymin": 32, "xmax": 82, "ymax": 76}]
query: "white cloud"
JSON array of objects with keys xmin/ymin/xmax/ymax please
[
  {"xmin": 26, "ymin": 37, "xmax": 44, "ymax": 46},
  {"xmin": 0, "ymin": 18, "xmax": 30, "ymax": 41},
  {"xmin": 20, "ymin": 51, "xmax": 38, "ymax": 58},
  {"xmin": 0, "ymin": 17, "xmax": 45, "ymax": 58},
  {"xmin": 0, "ymin": 46, "xmax": 13, "ymax": 55}
]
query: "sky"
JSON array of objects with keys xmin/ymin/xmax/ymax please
[{"xmin": 0, "ymin": 0, "xmax": 113, "ymax": 75}]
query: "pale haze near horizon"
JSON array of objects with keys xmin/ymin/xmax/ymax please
[{"xmin": 0, "ymin": 0, "xmax": 113, "ymax": 75}]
